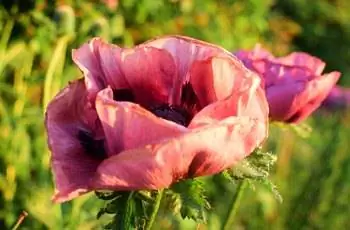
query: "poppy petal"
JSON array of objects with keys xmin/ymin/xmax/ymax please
[
  {"xmin": 266, "ymin": 81, "xmax": 306, "ymax": 121},
  {"xmin": 286, "ymin": 71, "xmax": 341, "ymax": 123},
  {"xmin": 277, "ymin": 52, "xmax": 326, "ymax": 75},
  {"xmin": 95, "ymin": 88, "xmax": 187, "ymax": 156},
  {"xmin": 45, "ymin": 80, "xmax": 103, "ymax": 203},
  {"xmin": 121, "ymin": 47, "xmax": 177, "ymax": 106},
  {"xmin": 143, "ymin": 35, "xmax": 231, "ymax": 104},
  {"xmin": 72, "ymin": 38, "xmax": 128, "ymax": 100},
  {"xmin": 90, "ymin": 116, "xmax": 266, "ymax": 190},
  {"xmin": 189, "ymin": 56, "xmax": 268, "ymax": 128},
  {"xmin": 322, "ymin": 86, "xmax": 350, "ymax": 110}
]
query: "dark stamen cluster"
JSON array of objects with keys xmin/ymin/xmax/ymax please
[
  {"xmin": 78, "ymin": 130, "xmax": 106, "ymax": 160},
  {"xmin": 111, "ymin": 83, "xmax": 200, "ymax": 127},
  {"xmin": 113, "ymin": 89, "xmax": 135, "ymax": 102},
  {"xmin": 150, "ymin": 104, "xmax": 191, "ymax": 127}
]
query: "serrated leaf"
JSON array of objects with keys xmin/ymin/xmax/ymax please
[
  {"xmin": 96, "ymin": 191, "xmax": 152, "ymax": 229},
  {"xmin": 261, "ymin": 179, "xmax": 283, "ymax": 203},
  {"xmin": 169, "ymin": 179, "xmax": 210, "ymax": 223},
  {"xmin": 222, "ymin": 148, "xmax": 282, "ymax": 203},
  {"xmin": 230, "ymin": 148, "xmax": 276, "ymax": 180}
]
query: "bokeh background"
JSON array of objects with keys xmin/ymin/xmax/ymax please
[{"xmin": 0, "ymin": 0, "xmax": 349, "ymax": 229}]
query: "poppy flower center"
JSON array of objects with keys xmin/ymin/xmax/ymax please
[{"xmin": 113, "ymin": 88, "xmax": 196, "ymax": 127}]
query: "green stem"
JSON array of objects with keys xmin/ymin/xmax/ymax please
[
  {"xmin": 145, "ymin": 190, "xmax": 164, "ymax": 230},
  {"xmin": 222, "ymin": 179, "xmax": 248, "ymax": 230}
]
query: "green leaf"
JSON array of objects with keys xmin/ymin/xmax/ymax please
[
  {"xmin": 168, "ymin": 179, "xmax": 210, "ymax": 223},
  {"xmin": 260, "ymin": 179, "xmax": 283, "ymax": 203},
  {"xmin": 96, "ymin": 191, "xmax": 151, "ymax": 229},
  {"xmin": 221, "ymin": 148, "xmax": 282, "ymax": 203},
  {"xmin": 228, "ymin": 148, "xmax": 277, "ymax": 180}
]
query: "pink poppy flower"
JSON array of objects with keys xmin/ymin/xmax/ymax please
[
  {"xmin": 45, "ymin": 36, "xmax": 269, "ymax": 203},
  {"xmin": 321, "ymin": 86, "xmax": 350, "ymax": 110},
  {"xmin": 235, "ymin": 45, "xmax": 341, "ymax": 123}
]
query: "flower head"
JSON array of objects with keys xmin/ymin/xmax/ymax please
[
  {"xmin": 45, "ymin": 36, "xmax": 269, "ymax": 203},
  {"xmin": 235, "ymin": 45, "xmax": 340, "ymax": 123}
]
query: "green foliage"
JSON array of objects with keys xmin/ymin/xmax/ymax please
[
  {"xmin": 222, "ymin": 148, "xmax": 282, "ymax": 203},
  {"xmin": 168, "ymin": 179, "xmax": 210, "ymax": 223},
  {"xmin": 96, "ymin": 191, "xmax": 149, "ymax": 230}
]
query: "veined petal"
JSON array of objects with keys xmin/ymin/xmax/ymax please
[
  {"xmin": 189, "ymin": 56, "xmax": 268, "ymax": 128},
  {"xmin": 45, "ymin": 80, "xmax": 103, "ymax": 203},
  {"xmin": 266, "ymin": 81, "xmax": 306, "ymax": 121},
  {"xmin": 90, "ymin": 116, "xmax": 266, "ymax": 190},
  {"xmin": 277, "ymin": 52, "xmax": 326, "ymax": 75},
  {"xmin": 72, "ymin": 38, "xmax": 128, "ymax": 100},
  {"xmin": 286, "ymin": 71, "xmax": 340, "ymax": 123},
  {"xmin": 143, "ymin": 35, "xmax": 232, "ymax": 104},
  {"xmin": 95, "ymin": 88, "xmax": 187, "ymax": 156},
  {"xmin": 250, "ymin": 59, "xmax": 314, "ymax": 87},
  {"xmin": 121, "ymin": 46, "xmax": 177, "ymax": 106},
  {"xmin": 189, "ymin": 57, "xmax": 235, "ymax": 107},
  {"xmin": 72, "ymin": 38, "xmax": 105, "ymax": 97}
]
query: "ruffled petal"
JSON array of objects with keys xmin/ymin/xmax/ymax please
[
  {"xmin": 189, "ymin": 57, "xmax": 235, "ymax": 107},
  {"xmin": 45, "ymin": 80, "xmax": 103, "ymax": 203},
  {"xmin": 266, "ymin": 81, "xmax": 307, "ymax": 121},
  {"xmin": 285, "ymin": 71, "xmax": 340, "ymax": 123},
  {"xmin": 277, "ymin": 52, "xmax": 326, "ymax": 75},
  {"xmin": 322, "ymin": 86, "xmax": 350, "ymax": 110},
  {"xmin": 90, "ymin": 116, "xmax": 266, "ymax": 191},
  {"xmin": 234, "ymin": 44, "xmax": 272, "ymax": 63},
  {"xmin": 95, "ymin": 88, "xmax": 187, "ymax": 156},
  {"xmin": 98, "ymin": 40, "xmax": 128, "ymax": 89},
  {"xmin": 189, "ymin": 56, "xmax": 268, "ymax": 128},
  {"xmin": 121, "ymin": 46, "xmax": 177, "ymax": 106},
  {"xmin": 249, "ymin": 59, "xmax": 314, "ymax": 87},
  {"xmin": 235, "ymin": 47, "xmax": 325, "ymax": 76},
  {"xmin": 72, "ymin": 38, "xmax": 128, "ymax": 100},
  {"xmin": 143, "ymin": 35, "xmax": 232, "ymax": 104}
]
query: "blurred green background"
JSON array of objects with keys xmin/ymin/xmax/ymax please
[{"xmin": 0, "ymin": 0, "xmax": 349, "ymax": 229}]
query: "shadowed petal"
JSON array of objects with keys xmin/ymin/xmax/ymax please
[
  {"xmin": 189, "ymin": 57, "xmax": 235, "ymax": 107},
  {"xmin": 189, "ymin": 56, "xmax": 268, "ymax": 128},
  {"xmin": 72, "ymin": 38, "xmax": 105, "ymax": 97},
  {"xmin": 90, "ymin": 116, "xmax": 266, "ymax": 190},
  {"xmin": 72, "ymin": 38, "xmax": 128, "ymax": 100},
  {"xmin": 143, "ymin": 35, "xmax": 232, "ymax": 104},
  {"xmin": 266, "ymin": 82, "xmax": 307, "ymax": 121},
  {"xmin": 121, "ymin": 47, "xmax": 177, "ymax": 106},
  {"xmin": 285, "ymin": 71, "xmax": 340, "ymax": 123},
  {"xmin": 235, "ymin": 47, "xmax": 325, "ymax": 76},
  {"xmin": 95, "ymin": 88, "xmax": 187, "ymax": 156},
  {"xmin": 322, "ymin": 86, "xmax": 350, "ymax": 110},
  {"xmin": 256, "ymin": 61, "xmax": 313, "ymax": 86},
  {"xmin": 45, "ymin": 80, "xmax": 103, "ymax": 203},
  {"xmin": 277, "ymin": 52, "xmax": 325, "ymax": 75},
  {"xmin": 98, "ymin": 40, "xmax": 128, "ymax": 89}
]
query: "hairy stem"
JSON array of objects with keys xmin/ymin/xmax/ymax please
[
  {"xmin": 145, "ymin": 190, "xmax": 164, "ymax": 230},
  {"xmin": 222, "ymin": 180, "xmax": 247, "ymax": 230}
]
